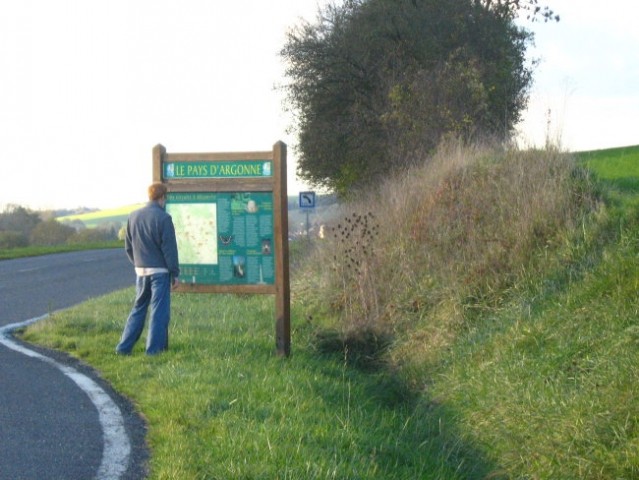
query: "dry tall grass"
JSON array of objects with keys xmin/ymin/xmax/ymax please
[{"xmin": 294, "ymin": 140, "xmax": 598, "ymax": 373}]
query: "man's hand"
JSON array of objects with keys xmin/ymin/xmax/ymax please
[{"xmin": 171, "ymin": 277, "xmax": 180, "ymax": 290}]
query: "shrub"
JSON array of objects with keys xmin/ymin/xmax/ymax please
[
  {"xmin": 0, "ymin": 231, "xmax": 28, "ymax": 249},
  {"xmin": 67, "ymin": 227, "xmax": 117, "ymax": 244},
  {"xmin": 30, "ymin": 220, "xmax": 75, "ymax": 246},
  {"xmin": 61, "ymin": 219, "xmax": 87, "ymax": 231},
  {"xmin": 0, "ymin": 204, "xmax": 41, "ymax": 238}
]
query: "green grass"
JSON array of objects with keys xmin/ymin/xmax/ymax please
[
  {"xmin": 579, "ymin": 145, "xmax": 639, "ymax": 180},
  {"xmin": 429, "ymin": 226, "xmax": 639, "ymax": 477},
  {"xmin": 22, "ymin": 292, "xmax": 493, "ymax": 479},
  {"xmin": 577, "ymin": 145, "xmax": 639, "ymax": 207},
  {"xmin": 0, "ymin": 241, "xmax": 122, "ymax": 260},
  {"xmin": 19, "ymin": 144, "xmax": 639, "ymax": 479}
]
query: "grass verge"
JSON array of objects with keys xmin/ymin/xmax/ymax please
[
  {"xmin": 0, "ymin": 241, "xmax": 122, "ymax": 260},
  {"xmin": 429, "ymin": 218, "xmax": 639, "ymax": 477}
]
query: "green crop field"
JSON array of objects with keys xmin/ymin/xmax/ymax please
[
  {"xmin": 579, "ymin": 144, "xmax": 639, "ymax": 179},
  {"xmin": 57, "ymin": 204, "xmax": 142, "ymax": 228},
  {"xmin": 578, "ymin": 145, "xmax": 639, "ymax": 207}
]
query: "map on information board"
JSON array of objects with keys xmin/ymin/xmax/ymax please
[{"xmin": 168, "ymin": 203, "xmax": 218, "ymax": 264}]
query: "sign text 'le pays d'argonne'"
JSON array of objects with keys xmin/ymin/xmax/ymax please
[{"xmin": 164, "ymin": 160, "xmax": 272, "ymax": 179}]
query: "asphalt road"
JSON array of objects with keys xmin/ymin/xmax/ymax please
[{"xmin": 0, "ymin": 249, "xmax": 147, "ymax": 480}]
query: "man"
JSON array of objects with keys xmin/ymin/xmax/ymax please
[{"xmin": 116, "ymin": 182, "xmax": 180, "ymax": 355}]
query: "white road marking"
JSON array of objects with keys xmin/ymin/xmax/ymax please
[{"xmin": 0, "ymin": 315, "xmax": 131, "ymax": 480}]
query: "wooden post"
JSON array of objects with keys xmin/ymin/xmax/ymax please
[
  {"xmin": 272, "ymin": 141, "xmax": 290, "ymax": 356},
  {"xmin": 152, "ymin": 144, "xmax": 166, "ymax": 182}
]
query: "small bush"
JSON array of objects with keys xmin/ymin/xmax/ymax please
[
  {"xmin": 0, "ymin": 230, "xmax": 28, "ymax": 249},
  {"xmin": 30, "ymin": 219, "xmax": 75, "ymax": 246},
  {"xmin": 67, "ymin": 227, "xmax": 117, "ymax": 244}
]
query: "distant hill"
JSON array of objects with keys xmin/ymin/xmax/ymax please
[
  {"xmin": 54, "ymin": 207, "xmax": 99, "ymax": 217},
  {"xmin": 57, "ymin": 204, "xmax": 142, "ymax": 229}
]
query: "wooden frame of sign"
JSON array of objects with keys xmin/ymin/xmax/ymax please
[{"xmin": 152, "ymin": 141, "xmax": 290, "ymax": 357}]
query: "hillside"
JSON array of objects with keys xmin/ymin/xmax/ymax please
[{"xmin": 293, "ymin": 142, "xmax": 639, "ymax": 477}]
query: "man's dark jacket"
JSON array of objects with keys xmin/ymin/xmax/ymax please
[{"xmin": 125, "ymin": 201, "xmax": 180, "ymax": 279}]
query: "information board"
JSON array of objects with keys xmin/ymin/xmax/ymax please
[
  {"xmin": 152, "ymin": 142, "xmax": 290, "ymax": 356},
  {"xmin": 166, "ymin": 191, "xmax": 275, "ymax": 286}
]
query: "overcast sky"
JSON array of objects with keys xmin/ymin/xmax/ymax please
[
  {"xmin": 518, "ymin": 0, "xmax": 638, "ymax": 151},
  {"xmin": 0, "ymin": 0, "xmax": 637, "ymax": 211}
]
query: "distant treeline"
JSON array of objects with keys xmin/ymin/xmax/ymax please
[{"xmin": 0, "ymin": 204, "xmax": 121, "ymax": 249}]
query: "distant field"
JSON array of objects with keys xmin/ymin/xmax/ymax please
[
  {"xmin": 577, "ymin": 144, "xmax": 639, "ymax": 195},
  {"xmin": 57, "ymin": 204, "xmax": 142, "ymax": 228}
]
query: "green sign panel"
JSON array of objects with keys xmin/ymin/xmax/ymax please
[
  {"xmin": 166, "ymin": 191, "xmax": 275, "ymax": 285},
  {"xmin": 164, "ymin": 160, "xmax": 272, "ymax": 179}
]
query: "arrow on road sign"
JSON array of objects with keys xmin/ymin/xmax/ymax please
[{"xmin": 299, "ymin": 191, "xmax": 316, "ymax": 209}]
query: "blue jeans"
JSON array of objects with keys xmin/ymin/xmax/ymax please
[{"xmin": 116, "ymin": 273, "xmax": 171, "ymax": 355}]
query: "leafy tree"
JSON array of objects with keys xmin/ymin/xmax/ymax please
[
  {"xmin": 0, "ymin": 204, "xmax": 42, "ymax": 237},
  {"xmin": 480, "ymin": 0, "xmax": 559, "ymax": 23},
  {"xmin": 30, "ymin": 219, "xmax": 75, "ymax": 246},
  {"xmin": 281, "ymin": 0, "xmax": 557, "ymax": 194}
]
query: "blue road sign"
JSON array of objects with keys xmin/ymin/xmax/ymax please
[{"xmin": 299, "ymin": 191, "xmax": 316, "ymax": 209}]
